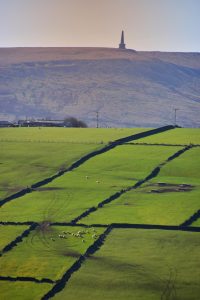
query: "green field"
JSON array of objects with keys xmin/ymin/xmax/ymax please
[
  {"xmin": 150, "ymin": 147, "xmax": 200, "ymax": 184},
  {"xmin": 82, "ymin": 147, "xmax": 200, "ymax": 225},
  {"xmin": 0, "ymin": 225, "xmax": 28, "ymax": 252},
  {"xmin": 54, "ymin": 229, "xmax": 200, "ymax": 300},
  {"xmin": 81, "ymin": 187, "xmax": 200, "ymax": 226},
  {"xmin": 134, "ymin": 128, "xmax": 200, "ymax": 145},
  {"xmin": 0, "ymin": 145, "xmax": 181, "ymax": 223},
  {"xmin": 0, "ymin": 142, "xmax": 101, "ymax": 200},
  {"xmin": 0, "ymin": 226, "xmax": 104, "ymax": 280},
  {"xmin": 0, "ymin": 127, "xmax": 143, "ymax": 143},
  {"xmin": 0, "ymin": 127, "xmax": 199, "ymax": 300},
  {"xmin": 0, "ymin": 282, "xmax": 51, "ymax": 300},
  {"xmin": 0, "ymin": 128, "xmax": 145, "ymax": 200}
]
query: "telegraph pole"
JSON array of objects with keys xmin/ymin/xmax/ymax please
[
  {"xmin": 96, "ymin": 111, "xmax": 99, "ymax": 128},
  {"xmin": 174, "ymin": 108, "xmax": 179, "ymax": 126}
]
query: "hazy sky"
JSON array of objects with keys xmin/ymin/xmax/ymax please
[{"xmin": 0, "ymin": 0, "xmax": 199, "ymax": 51}]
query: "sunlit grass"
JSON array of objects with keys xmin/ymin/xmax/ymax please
[
  {"xmin": 54, "ymin": 229, "xmax": 200, "ymax": 300},
  {"xmin": 0, "ymin": 146, "xmax": 180, "ymax": 223}
]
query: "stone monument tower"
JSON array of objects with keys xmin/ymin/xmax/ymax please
[{"xmin": 119, "ymin": 30, "xmax": 126, "ymax": 49}]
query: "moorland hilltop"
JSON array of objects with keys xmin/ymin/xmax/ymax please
[{"xmin": 0, "ymin": 47, "xmax": 199, "ymax": 127}]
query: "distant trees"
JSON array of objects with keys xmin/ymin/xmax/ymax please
[{"xmin": 63, "ymin": 117, "xmax": 87, "ymax": 128}]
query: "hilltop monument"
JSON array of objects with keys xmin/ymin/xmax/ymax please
[{"xmin": 119, "ymin": 30, "xmax": 126, "ymax": 49}]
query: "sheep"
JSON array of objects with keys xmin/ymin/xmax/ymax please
[
  {"xmin": 75, "ymin": 233, "xmax": 82, "ymax": 238},
  {"xmin": 85, "ymin": 176, "xmax": 89, "ymax": 179},
  {"xmin": 58, "ymin": 234, "xmax": 66, "ymax": 239},
  {"xmin": 96, "ymin": 180, "xmax": 100, "ymax": 184}
]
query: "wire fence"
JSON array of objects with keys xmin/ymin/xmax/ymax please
[{"xmin": 0, "ymin": 139, "xmax": 106, "ymax": 145}]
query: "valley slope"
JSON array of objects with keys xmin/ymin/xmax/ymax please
[{"xmin": 0, "ymin": 47, "xmax": 199, "ymax": 127}]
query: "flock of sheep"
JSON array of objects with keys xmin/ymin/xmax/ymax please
[{"xmin": 50, "ymin": 228, "xmax": 98, "ymax": 243}]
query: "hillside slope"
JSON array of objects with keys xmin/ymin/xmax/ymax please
[{"xmin": 0, "ymin": 47, "xmax": 199, "ymax": 127}]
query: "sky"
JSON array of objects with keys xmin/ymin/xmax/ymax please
[{"xmin": 0, "ymin": 0, "xmax": 200, "ymax": 51}]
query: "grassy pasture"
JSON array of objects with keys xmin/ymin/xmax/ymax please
[
  {"xmin": 0, "ymin": 145, "xmax": 181, "ymax": 223},
  {"xmin": 0, "ymin": 127, "xmax": 145, "ymax": 200},
  {"xmin": 0, "ymin": 128, "xmax": 199, "ymax": 300},
  {"xmin": 0, "ymin": 282, "xmax": 51, "ymax": 300},
  {"xmin": 82, "ymin": 147, "xmax": 200, "ymax": 225},
  {"xmin": 150, "ymin": 147, "xmax": 200, "ymax": 185},
  {"xmin": 0, "ymin": 226, "xmax": 104, "ymax": 280},
  {"xmin": 54, "ymin": 229, "xmax": 200, "ymax": 300},
  {"xmin": 0, "ymin": 127, "xmax": 144, "ymax": 143},
  {"xmin": 0, "ymin": 142, "xmax": 100, "ymax": 200},
  {"xmin": 0, "ymin": 225, "xmax": 28, "ymax": 252},
  {"xmin": 81, "ymin": 187, "xmax": 200, "ymax": 226},
  {"xmin": 132, "ymin": 128, "xmax": 200, "ymax": 145}
]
